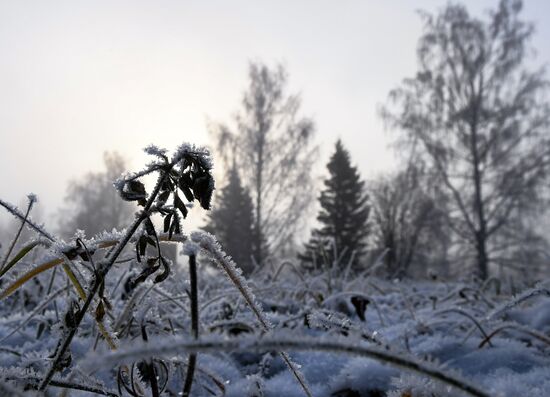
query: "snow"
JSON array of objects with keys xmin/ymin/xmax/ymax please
[{"xmin": 0, "ymin": 225, "xmax": 549, "ymax": 396}]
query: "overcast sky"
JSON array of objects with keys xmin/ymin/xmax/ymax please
[{"xmin": 0, "ymin": 0, "xmax": 549, "ymax": 226}]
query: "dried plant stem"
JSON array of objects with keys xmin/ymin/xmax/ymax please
[
  {"xmin": 188, "ymin": 254, "xmax": 199, "ymax": 337},
  {"xmin": 0, "ymin": 241, "xmax": 41, "ymax": 280},
  {"xmin": 0, "ymin": 238, "xmax": 180, "ymax": 299},
  {"xmin": 478, "ymin": 322, "xmax": 550, "ymax": 348},
  {"xmin": 435, "ymin": 308, "xmax": 493, "ymax": 347},
  {"xmin": 1, "ymin": 258, "xmax": 64, "ymax": 298},
  {"xmin": 189, "ymin": 232, "xmax": 313, "ymax": 397},
  {"xmin": 38, "ymin": 171, "xmax": 168, "ymax": 391},
  {"xmin": 62, "ymin": 261, "xmax": 118, "ymax": 350},
  {"xmin": 91, "ymin": 334, "xmax": 491, "ymax": 397},
  {"xmin": 487, "ymin": 287, "xmax": 550, "ymax": 320},
  {"xmin": 0, "ymin": 286, "xmax": 69, "ymax": 344},
  {"xmin": 23, "ymin": 377, "xmax": 119, "ymax": 397},
  {"xmin": 0, "ymin": 198, "xmax": 55, "ymax": 242},
  {"xmin": 182, "ymin": 253, "xmax": 199, "ymax": 397},
  {"xmin": 0, "ymin": 198, "xmax": 35, "ymax": 271}
]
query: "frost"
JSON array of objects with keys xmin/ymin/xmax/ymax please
[
  {"xmin": 181, "ymin": 241, "xmax": 200, "ymax": 256},
  {"xmin": 487, "ymin": 285, "xmax": 550, "ymax": 320},
  {"xmin": 1, "ymin": 143, "xmax": 548, "ymax": 397},
  {"xmin": 172, "ymin": 143, "xmax": 213, "ymax": 170},
  {"xmin": 143, "ymin": 144, "xmax": 168, "ymax": 158},
  {"xmin": 0, "ymin": 198, "xmax": 55, "ymax": 241},
  {"xmin": 26, "ymin": 193, "xmax": 38, "ymax": 204}
]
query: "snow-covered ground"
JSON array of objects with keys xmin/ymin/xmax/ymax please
[{"xmin": 0, "ymin": 235, "xmax": 549, "ymax": 396}]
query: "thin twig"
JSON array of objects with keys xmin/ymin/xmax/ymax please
[
  {"xmin": 38, "ymin": 170, "xmax": 168, "ymax": 390},
  {"xmin": 182, "ymin": 253, "xmax": 199, "ymax": 397},
  {"xmin": 0, "ymin": 196, "xmax": 36, "ymax": 271},
  {"xmin": 87, "ymin": 333, "xmax": 492, "ymax": 397}
]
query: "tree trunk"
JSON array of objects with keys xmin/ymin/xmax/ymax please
[
  {"xmin": 254, "ymin": 127, "xmax": 265, "ymax": 265},
  {"xmin": 470, "ymin": 77, "xmax": 489, "ymax": 280},
  {"xmin": 475, "ymin": 233, "xmax": 489, "ymax": 280}
]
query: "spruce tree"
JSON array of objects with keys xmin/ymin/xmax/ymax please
[
  {"xmin": 205, "ymin": 166, "xmax": 256, "ymax": 275},
  {"xmin": 300, "ymin": 139, "xmax": 370, "ymax": 270}
]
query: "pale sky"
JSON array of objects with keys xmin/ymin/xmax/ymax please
[{"xmin": 0, "ymin": 0, "xmax": 549, "ymax": 227}]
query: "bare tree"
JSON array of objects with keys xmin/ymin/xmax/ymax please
[
  {"xmin": 58, "ymin": 152, "xmax": 135, "ymax": 238},
  {"xmin": 369, "ymin": 164, "xmax": 448, "ymax": 278},
  {"xmin": 211, "ymin": 62, "xmax": 317, "ymax": 264},
  {"xmin": 384, "ymin": 0, "xmax": 550, "ymax": 279}
]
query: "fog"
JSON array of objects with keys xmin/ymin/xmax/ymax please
[{"xmin": 2, "ymin": 1, "xmax": 548, "ymax": 222}]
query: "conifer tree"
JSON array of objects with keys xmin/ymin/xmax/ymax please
[
  {"xmin": 205, "ymin": 166, "xmax": 255, "ymax": 275},
  {"xmin": 300, "ymin": 139, "xmax": 370, "ymax": 270}
]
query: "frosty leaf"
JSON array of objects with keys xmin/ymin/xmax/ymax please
[
  {"xmin": 154, "ymin": 257, "xmax": 171, "ymax": 284},
  {"xmin": 119, "ymin": 180, "xmax": 147, "ymax": 206},
  {"xmin": 96, "ymin": 301, "xmax": 106, "ymax": 322},
  {"xmin": 163, "ymin": 212, "xmax": 173, "ymax": 234},
  {"xmin": 192, "ymin": 174, "xmax": 214, "ymax": 210},
  {"xmin": 174, "ymin": 193, "xmax": 188, "ymax": 219}
]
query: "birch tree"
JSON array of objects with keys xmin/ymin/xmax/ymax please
[
  {"xmin": 384, "ymin": 0, "xmax": 550, "ymax": 279},
  {"xmin": 211, "ymin": 62, "xmax": 317, "ymax": 265}
]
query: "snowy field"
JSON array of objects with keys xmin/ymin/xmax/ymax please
[
  {"xmin": 2, "ymin": 0, "xmax": 550, "ymax": 394},
  {"xmin": 0, "ymin": 231, "xmax": 549, "ymax": 397}
]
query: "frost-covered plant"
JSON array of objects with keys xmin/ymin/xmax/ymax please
[
  {"xmin": 2, "ymin": 143, "xmax": 216, "ymax": 391},
  {"xmin": 0, "ymin": 143, "xmax": 317, "ymax": 397},
  {"xmin": 1, "ymin": 142, "xmax": 549, "ymax": 397}
]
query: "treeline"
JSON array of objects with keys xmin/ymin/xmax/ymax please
[
  {"xmin": 2, "ymin": 0, "xmax": 548, "ymax": 282},
  {"xmin": 205, "ymin": 0, "xmax": 550, "ymax": 281}
]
